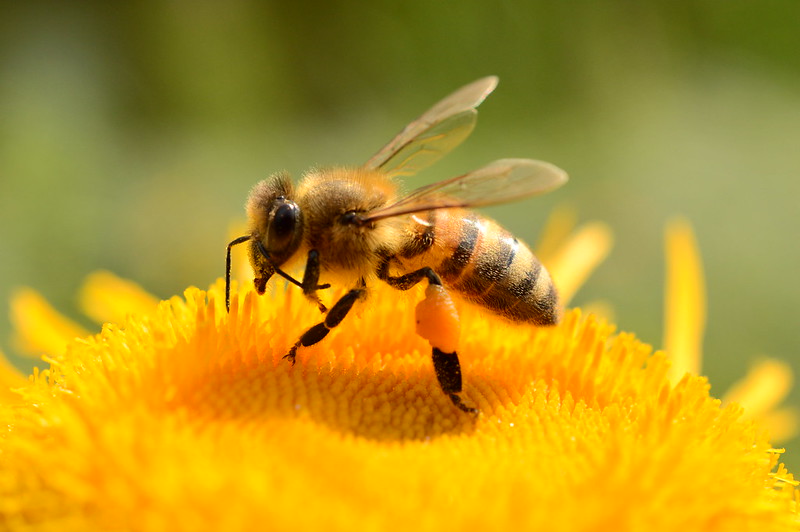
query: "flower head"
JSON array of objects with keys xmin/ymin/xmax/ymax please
[{"xmin": 0, "ymin": 219, "xmax": 797, "ymax": 531}]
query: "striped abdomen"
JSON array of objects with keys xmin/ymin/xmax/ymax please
[{"xmin": 394, "ymin": 209, "xmax": 559, "ymax": 325}]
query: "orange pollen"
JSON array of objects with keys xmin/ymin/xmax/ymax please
[{"xmin": 415, "ymin": 284, "xmax": 460, "ymax": 354}]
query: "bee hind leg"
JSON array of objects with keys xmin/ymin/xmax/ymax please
[
  {"xmin": 432, "ymin": 348, "xmax": 476, "ymax": 414},
  {"xmin": 378, "ymin": 263, "xmax": 477, "ymax": 414},
  {"xmin": 283, "ymin": 285, "xmax": 365, "ymax": 364}
]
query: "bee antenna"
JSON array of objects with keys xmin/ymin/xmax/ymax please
[{"xmin": 226, "ymin": 235, "xmax": 251, "ymax": 312}]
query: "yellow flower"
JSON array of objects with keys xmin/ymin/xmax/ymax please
[{"xmin": 1, "ymin": 220, "xmax": 798, "ymax": 531}]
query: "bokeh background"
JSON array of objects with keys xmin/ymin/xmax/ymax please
[{"xmin": 1, "ymin": 2, "xmax": 798, "ymax": 466}]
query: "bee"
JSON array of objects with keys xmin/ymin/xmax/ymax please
[{"xmin": 226, "ymin": 76, "xmax": 567, "ymax": 413}]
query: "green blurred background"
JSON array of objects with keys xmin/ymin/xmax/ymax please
[{"xmin": 1, "ymin": 2, "xmax": 798, "ymax": 465}]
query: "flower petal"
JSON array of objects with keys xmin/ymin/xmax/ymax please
[
  {"xmin": 723, "ymin": 358, "xmax": 798, "ymax": 443},
  {"xmin": 10, "ymin": 288, "xmax": 89, "ymax": 357},
  {"xmin": 544, "ymin": 221, "xmax": 613, "ymax": 306},
  {"xmin": 761, "ymin": 408, "xmax": 800, "ymax": 444},
  {"xmin": 663, "ymin": 217, "xmax": 706, "ymax": 382},
  {"xmin": 78, "ymin": 270, "xmax": 160, "ymax": 325},
  {"xmin": 724, "ymin": 358, "xmax": 794, "ymax": 417},
  {"xmin": 534, "ymin": 205, "xmax": 578, "ymax": 264}
]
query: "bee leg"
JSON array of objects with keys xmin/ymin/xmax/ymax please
[
  {"xmin": 225, "ymin": 235, "xmax": 251, "ymax": 313},
  {"xmin": 300, "ymin": 249, "xmax": 331, "ymax": 313},
  {"xmin": 376, "ymin": 261, "xmax": 441, "ymax": 290},
  {"xmin": 432, "ymin": 348, "xmax": 476, "ymax": 414},
  {"xmin": 283, "ymin": 286, "xmax": 365, "ymax": 364},
  {"xmin": 378, "ymin": 262, "xmax": 476, "ymax": 414},
  {"xmin": 252, "ymin": 241, "xmax": 329, "ymax": 312},
  {"xmin": 418, "ymin": 284, "xmax": 477, "ymax": 414}
]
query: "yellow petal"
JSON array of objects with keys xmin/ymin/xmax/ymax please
[
  {"xmin": 724, "ymin": 358, "xmax": 794, "ymax": 417},
  {"xmin": 544, "ymin": 221, "xmax": 613, "ymax": 306},
  {"xmin": 10, "ymin": 288, "xmax": 89, "ymax": 357},
  {"xmin": 663, "ymin": 217, "xmax": 706, "ymax": 382},
  {"xmin": 578, "ymin": 299, "xmax": 616, "ymax": 324},
  {"xmin": 723, "ymin": 358, "xmax": 798, "ymax": 443},
  {"xmin": 78, "ymin": 270, "xmax": 160, "ymax": 325},
  {"xmin": 760, "ymin": 408, "xmax": 800, "ymax": 444},
  {"xmin": 534, "ymin": 204, "xmax": 578, "ymax": 264}
]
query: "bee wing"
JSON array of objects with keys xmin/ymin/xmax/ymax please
[
  {"xmin": 359, "ymin": 158, "xmax": 568, "ymax": 223},
  {"xmin": 364, "ymin": 76, "xmax": 499, "ymax": 177}
]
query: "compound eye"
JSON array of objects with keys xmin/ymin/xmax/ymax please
[{"xmin": 268, "ymin": 201, "xmax": 300, "ymax": 248}]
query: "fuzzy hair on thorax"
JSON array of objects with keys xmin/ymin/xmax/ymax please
[{"xmin": 293, "ymin": 167, "xmax": 407, "ymax": 284}]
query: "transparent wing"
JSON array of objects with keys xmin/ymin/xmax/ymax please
[
  {"xmin": 364, "ymin": 76, "xmax": 498, "ymax": 177},
  {"xmin": 359, "ymin": 158, "xmax": 568, "ymax": 223}
]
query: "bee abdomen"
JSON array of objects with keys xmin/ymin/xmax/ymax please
[{"xmin": 434, "ymin": 213, "xmax": 559, "ymax": 325}]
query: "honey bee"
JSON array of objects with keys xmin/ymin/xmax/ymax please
[{"xmin": 226, "ymin": 76, "xmax": 567, "ymax": 413}]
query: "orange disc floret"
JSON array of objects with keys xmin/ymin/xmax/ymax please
[{"xmin": 415, "ymin": 284, "xmax": 460, "ymax": 354}]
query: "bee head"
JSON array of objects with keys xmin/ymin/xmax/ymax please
[{"xmin": 245, "ymin": 172, "xmax": 304, "ymax": 292}]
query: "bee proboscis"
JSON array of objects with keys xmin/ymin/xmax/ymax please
[{"xmin": 226, "ymin": 76, "xmax": 568, "ymax": 413}]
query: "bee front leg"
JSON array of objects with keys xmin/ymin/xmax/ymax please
[
  {"xmin": 378, "ymin": 262, "xmax": 476, "ymax": 414},
  {"xmin": 283, "ymin": 285, "xmax": 365, "ymax": 364},
  {"xmin": 300, "ymin": 249, "xmax": 331, "ymax": 313}
]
